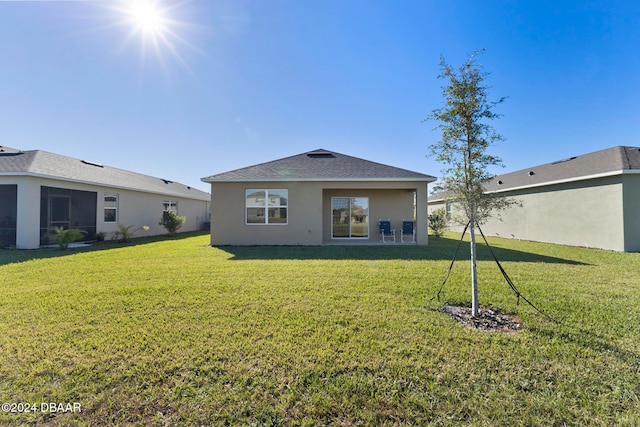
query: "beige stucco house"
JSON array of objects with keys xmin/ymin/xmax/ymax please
[
  {"xmin": 201, "ymin": 149, "xmax": 436, "ymax": 245},
  {"xmin": 0, "ymin": 146, "xmax": 210, "ymax": 249},
  {"xmin": 428, "ymin": 146, "xmax": 640, "ymax": 252}
]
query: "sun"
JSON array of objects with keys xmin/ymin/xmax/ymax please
[
  {"xmin": 98, "ymin": 0, "xmax": 199, "ymax": 75},
  {"xmin": 125, "ymin": 0, "xmax": 167, "ymax": 36}
]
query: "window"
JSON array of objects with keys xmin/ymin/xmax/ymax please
[
  {"xmin": 104, "ymin": 194, "xmax": 118, "ymax": 223},
  {"xmin": 163, "ymin": 201, "xmax": 178, "ymax": 212},
  {"xmin": 246, "ymin": 189, "xmax": 288, "ymax": 225},
  {"xmin": 332, "ymin": 197, "xmax": 369, "ymax": 238}
]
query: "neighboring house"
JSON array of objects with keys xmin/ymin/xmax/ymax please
[
  {"xmin": 0, "ymin": 146, "xmax": 210, "ymax": 249},
  {"xmin": 428, "ymin": 146, "xmax": 640, "ymax": 252},
  {"xmin": 201, "ymin": 149, "xmax": 436, "ymax": 245}
]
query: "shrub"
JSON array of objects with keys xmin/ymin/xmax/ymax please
[
  {"xmin": 48, "ymin": 227, "xmax": 87, "ymax": 250},
  {"xmin": 428, "ymin": 207, "xmax": 448, "ymax": 238},
  {"xmin": 114, "ymin": 224, "xmax": 149, "ymax": 243},
  {"xmin": 159, "ymin": 211, "xmax": 186, "ymax": 236}
]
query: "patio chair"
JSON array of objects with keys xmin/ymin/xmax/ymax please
[
  {"xmin": 379, "ymin": 219, "xmax": 396, "ymax": 243},
  {"xmin": 401, "ymin": 219, "xmax": 415, "ymax": 243}
]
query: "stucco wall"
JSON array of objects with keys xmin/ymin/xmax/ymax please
[
  {"xmin": 102, "ymin": 187, "xmax": 209, "ymax": 238},
  {"xmin": 210, "ymin": 181, "xmax": 323, "ymax": 245},
  {"xmin": 0, "ymin": 176, "xmax": 209, "ymax": 249},
  {"xmin": 623, "ymin": 174, "xmax": 640, "ymax": 252},
  {"xmin": 429, "ymin": 176, "xmax": 626, "ymax": 251},
  {"xmin": 322, "ymin": 188, "xmax": 415, "ymax": 243},
  {"xmin": 210, "ymin": 180, "xmax": 429, "ymax": 245}
]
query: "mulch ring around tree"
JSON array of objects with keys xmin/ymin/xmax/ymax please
[{"xmin": 441, "ymin": 304, "xmax": 522, "ymax": 332}]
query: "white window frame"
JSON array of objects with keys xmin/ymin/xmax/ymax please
[
  {"xmin": 104, "ymin": 193, "xmax": 118, "ymax": 223},
  {"xmin": 245, "ymin": 189, "xmax": 288, "ymax": 225},
  {"xmin": 163, "ymin": 200, "xmax": 178, "ymax": 213}
]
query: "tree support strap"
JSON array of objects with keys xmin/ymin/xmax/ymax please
[
  {"xmin": 431, "ymin": 221, "xmax": 470, "ymax": 303},
  {"xmin": 431, "ymin": 222, "xmax": 557, "ymax": 323},
  {"xmin": 475, "ymin": 224, "xmax": 557, "ymax": 323}
]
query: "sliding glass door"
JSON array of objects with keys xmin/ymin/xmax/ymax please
[{"xmin": 331, "ymin": 197, "xmax": 369, "ymax": 239}]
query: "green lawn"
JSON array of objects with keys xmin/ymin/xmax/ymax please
[{"xmin": 1, "ymin": 232, "xmax": 639, "ymax": 426}]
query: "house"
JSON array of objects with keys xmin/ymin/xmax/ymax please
[
  {"xmin": 201, "ymin": 149, "xmax": 436, "ymax": 245},
  {"xmin": 428, "ymin": 146, "xmax": 640, "ymax": 252},
  {"xmin": 0, "ymin": 146, "xmax": 210, "ymax": 249}
]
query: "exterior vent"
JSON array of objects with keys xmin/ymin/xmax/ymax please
[
  {"xmin": 81, "ymin": 160, "xmax": 104, "ymax": 168},
  {"xmin": 528, "ymin": 171, "xmax": 535, "ymax": 176},
  {"xmin": 552, "ymin": 156, "xmax": 577, "ymax": 165},
  {"xmin": 307, "ymin": 150, "xmax": 335, "ymax": 159}
]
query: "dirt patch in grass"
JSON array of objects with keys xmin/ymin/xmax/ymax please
[{"xmin": 442, "ymin": 304, "xmax": 522, "ymax": 332}]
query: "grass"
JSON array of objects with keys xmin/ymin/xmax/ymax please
[{"xmin": 1, "ymin": 231, "xmax": 639, "ymax": 426}]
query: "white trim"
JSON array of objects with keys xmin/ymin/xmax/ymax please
[
  {"xmin": 486, "ymin": 170, "xmax": 634, "ymax": 194},
  {"xmin": 202, "ymin": 177, "xmax": 436, "ymax": 183},
  {"xmin": 0, "ymin": 172, "xmax": 209, "ymax": 201},
  {"xmin": 245, "ymin": 189, "xmax": 288, "ymax": 226},
  {"xmin": 104, "ymin": 193, "xmax": 118, "ymax": 223},
  {"xmin": 428, "ymin": 169, "xmax": 640, "ymax": 201}
]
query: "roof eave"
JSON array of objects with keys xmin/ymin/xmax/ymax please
[
  {"xmin": 486, "ymin": 169, "xmax": 639, "ymax": 194},
  {"xmin": 1, "ymin": 171, "xmax": 210, "ymax": 200},
  {"xmin": 427, "ymin": 169, "xmax": 640, "ymax": 201},
  {"xmin": 201, "ymin": 177, "xmax": 436, "ymax": 183}
]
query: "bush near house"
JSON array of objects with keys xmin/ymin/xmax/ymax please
[
  {"xmin": 159, "ymin": 210, "xmax": 186, "ymax": 236},
  {"xmin": 113, "ymin": 224, "xmax": 149, "ymax": 243},
  {"xmin": 0, "ymin": 232, "xmax": 639, "ymax": 425},
  {"xmin": 47, "ymin": 226, "xmax": 86, "ymax": 250},
  {"xmin": 428, "ymin": 207, "xmax": 448, "ymax": 238}
]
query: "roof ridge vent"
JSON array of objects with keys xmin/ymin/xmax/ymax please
[
  {"xmin": 551, "ymin": 156, "xmax": 577, "ymax": 165},
  {"xmin": 307, "ymin": 150, "xmax": 335, "ymax": 159},
  {"xmin": 81, "ymin": 160, "xmax": 104, "ymax": 168}
]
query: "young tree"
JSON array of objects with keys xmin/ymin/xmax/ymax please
[{"xmin": 427, "ymin": 50, "xmax": 512, "ymax": 317}]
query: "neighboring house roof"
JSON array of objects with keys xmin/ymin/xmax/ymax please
[
  {"xmin": 430, "ymin": 146, "xmax": 640, "ymax": 201},
  {"xmin": 0, "ymin": 146, "xmax": 209, "ymax": 200},
  {"xmin": 201, "ymin": 149, "xmax": 437, "ymax": 182}
]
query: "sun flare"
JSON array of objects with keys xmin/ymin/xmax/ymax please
[
  {"xmin": 126, "ymin": 0, "xmax": 166, "ymax": 36},
  {"xmin": 96, "ymin": 0, "xmax": 199, "ymax": 75}
]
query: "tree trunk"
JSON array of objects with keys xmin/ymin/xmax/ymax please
[{"xmin": 469, "ymin": 220, "xmax": 479, "ymax": 317}]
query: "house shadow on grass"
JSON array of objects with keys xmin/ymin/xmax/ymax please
[
  {"xmin": 219, "ymin": 236, "xmax": 587, "ymax": 265},
  {"xmin": 0, "ymin": 231, "xmax": 209, "ymax": 266}
]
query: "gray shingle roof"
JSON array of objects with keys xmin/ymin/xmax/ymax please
[
  {"xmin": 430, "ymin": 146, "xmax": 640, "ymax": 201},
  {"xmin": 201, "ymin": 149, "xmax": 436, "ymax": 182},
  {"xmin": 0, "ymin": 146, "xmax": 209, "ymax": 200},
  {"xmin": 485, "ymin": 146, "xmax": 640, "ymax": 193}
]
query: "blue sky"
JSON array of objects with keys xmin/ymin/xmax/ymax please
[{"xmin": 1, "ymin": 0, "xmax": 639, "ymax": 192}]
